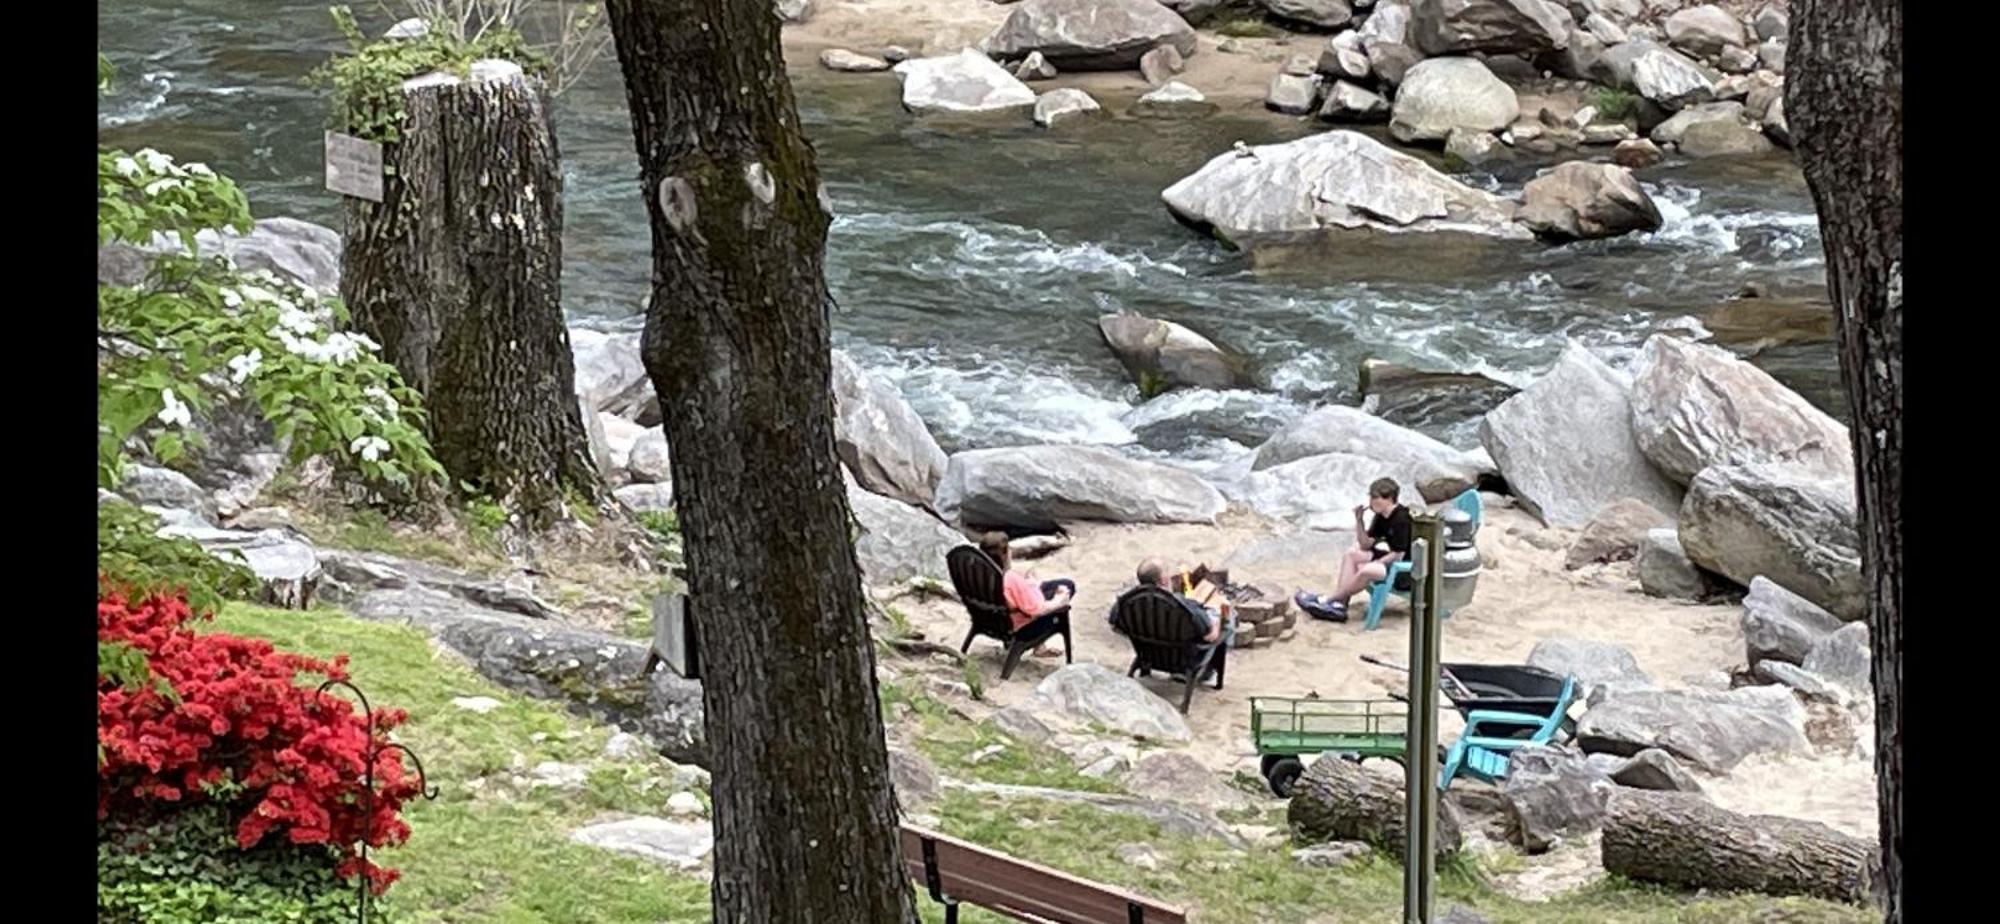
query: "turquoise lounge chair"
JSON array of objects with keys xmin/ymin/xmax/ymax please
[
  {"xmin": 1436, "ymin": 674, "xmax": 1576, "ymax": 789},
  {"xmin": 1362, "ymin": 489, "xmax": 1482, "ymax": 631}
]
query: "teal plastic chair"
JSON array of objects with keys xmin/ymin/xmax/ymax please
[
  {"xmin": 1361, "ymin": 489, "xmax": 1482, "ymax": 631},
  {"xmin": 1436, "ymin": 675, "xmax": 1576, "ymax": 789}
]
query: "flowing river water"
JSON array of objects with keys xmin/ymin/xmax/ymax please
[{"xmin": 99, "ymin": 2, "xmax": 1839, "ymax": 480}]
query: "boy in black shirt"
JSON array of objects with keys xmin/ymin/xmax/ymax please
[{"xmin": 1296, "ymin": 477, "xmax": 1412, "ymax": 621}]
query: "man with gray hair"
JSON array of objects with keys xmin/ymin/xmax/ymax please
[{"xmin": 1114, "ymin": 558, "xmax": 1234, "ymax": 655}]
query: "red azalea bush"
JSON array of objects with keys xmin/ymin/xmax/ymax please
[{"xmin": 96, "ymin": 585, "xmax": 419, "ymax": 893}]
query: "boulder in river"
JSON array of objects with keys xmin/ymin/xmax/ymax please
[
  {"xmin": 831, "ymin": 349, "xmax": 950, "ymax": 511},
  {"xmin": 1741, "ymin": 575, "xmax": 1846, "ymax": 670},
  {"xmin": 1677, "ymin": 117, "xmax": 1777, "ymax": 157},
  {"xmin": 1263, "ymin": 0, "xmax": 1355, "ymax": 30},
  {"xmin": 935, "ymin": 445, "xmax": 1227, "ymax": 531},
  {"xmin": 1139, "ymin": 46, "xmax": 1182, "ymax": 86},
  {"xmin": 1161, "ymin": 130, "xmax": 1529, "ymax": 248},
  {"xmin": 892, "ymin": 49, "xmax": 1038, "ymax": 114},
  {"xmin": 1678, "ymin": 463, "xmax": 1862, "ymax": 619},
  {"xmin": 1225, "ymin": 451, "xmax": 1426, "ymax": 530},
  {"xmin": 1360, "ymin": 1, "xmax": 1421, "ymax": 85},
  {"xmin": 1648, "ymin": 101, "xmax": 1746, "ymax": 146},
  {"xmin": 1389, "ymin": 57, "xmax": 1519, "ymax": 143},
  {"xmin": 1034, "ymin": 87, "xmax": 1102, "ymax": 126},
  {"xmin": 1630, "ymin": 335, "xmax": 1852, "ymax": 485},
  {"xmin": 1603, "ymin": 40, "xmax": 1718, "ymax": 111},
  {"xmin": 1266, "ymin": 73, "xmax": 1322, "ymax": 116},
  {"xmin": 820, "ymin": 48, "xmax": 892, "ymax": 72},
  {"xmin": 1016, "ymin": 51, "xmax": 1059, "ymax": 81},
  {"xmin": 1131, "ymin": 80, "xmax": 1215, "ymax": 118},
  {"xmin": 1410, "ymin": 0, "xmax": 1573, "ymax": 57},
  {"xmin": 1357, "ymin": 359, "xmax": 1517, "ymax": 435},
  {"xmin": 982, "ymin": 0, "xmax": 1198, "ymax": 70},
  {"xmin": 1319, "ymin": 31, "xmax": 1372, "ymax": 81},
  {"xmin": 1612, "ymin": 138, "xmax": 1664, "ymax": 169},
  {"xmin": 1663, "ymin": 4, "xmax": 1749, "ymax": 59},
  {"xmin": 1098, "ymin": 312, "xmax": 1250, "ymax": 395},
  {"xmin": 1479, "ymin": 341, "xmax": 1683, "ymax": 528},
  {"xmin": 1518, "ymin": 161, "xmax": 1664, "ymax": 240},
  {"xmin": 1318, "ymin": 80, "xmax": 1391, "ymax": 122},
  {"xmin": 1252, "ymin": 404, "xmax": 1490, "ymax": 500},
  {"xmin": 1576, "ymin": 684, "xmax": 1808, "ymax": 773}
]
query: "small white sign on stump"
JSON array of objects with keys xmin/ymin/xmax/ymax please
[{"xmin": 324, "ymin": 131, "xmax": 385, "ymax": 203}]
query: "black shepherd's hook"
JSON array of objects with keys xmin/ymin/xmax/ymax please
[{"xmin": 317, "ymin": 679, "xmax": 441, "ymax": 924}]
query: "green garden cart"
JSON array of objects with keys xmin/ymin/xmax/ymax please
[{"xmin": 1250, "ymin": 696, "xmax": 1412, "ymax": 797}]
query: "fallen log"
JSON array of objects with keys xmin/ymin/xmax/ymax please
[
  {"xmin": 1287, "ymin": 755, "xmax": 1462, "ymax": 859},
  {"xmin": 1600, "ymin": 789, "xmax": 1877, "ymax": 904}
]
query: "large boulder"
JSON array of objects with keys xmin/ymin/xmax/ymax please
[
  {"xmin": 935, "ymin": 445, "xmax": 1226, "ymax": 531},
  {"xmin": 1358, "ymin": 360, "xmax": 1517, "ymax": 434},
  {"xmin": 572, "ymin": 816, "xmax": 714, "ymax": 870},
  {"xmin": 1648, "ymin": 101, "xmax": 1747, "ymax": 146},
  {"xmin": 1162, "ymin": 130, "xmax": 1529, "ymax": 249},
  {"xmin": 158, "ymin": 523, "xmax": 323, "ymax": 609},
  {"xmin": 1564, "ymin": 497, "xmax": 1672, "ymax": 569},
  {"xmin": 1636, "ymin": 528, "xmax": 1727, "ymax": 600},
  {"xmin": 1741, "ymin": 576, "xmax": 1845, "ymax": 670},
  {"xmin": 121, "ymin": 465, "xmax": 219, "ymax": 524},
  {"xmin": 892, "ymin": 49, "xmax": 1038, "ymax": 114},
  {"xmin": 847, "ymin": 474, "xmax": 966, "ymax": 586},
  {"xmin": 1501, "ymin": 745, "xmax": 1614, "ymax": 851},
  {"xmin": 1319, "ymin": 31, "xmax": 1372, "ymax": 80},
  {"xmin": 1389, "ymin": 57, "xmax": 1520, "ymax": 143},
  {"xmin": 1252, "ymin": 404, "xmax": 1490, "ymax": 501},
  {"xmin": 1611, "ymin": 748, "xmax": 1705, "ymax": 794},
  {"xmin": 1478, "ymin": 342, "xmax": 1683, "ymax": 528},
  {"xmin": 830, "ymin": 350, "xmax": 949, "ymax": 511},
  {"xmin": 1527, "ymin": 637, "xmax": 1652, "ymax": 697},
  {"xmin": 1266, "ymin": 73, "xmax": 1322, "ymax": 116},
  {"xmin": 1678, "ymin": 117, "xmax": 1778, "ymax": 157},
  {"xmin": 1264, "ymin": 0, "xmax": 1355, "ymax": 29},
  {"xmin": 1602, "ymin": 41, "xmax": 1718, "ymax": 111},
  {"xmin": 570, "ymin": 329, "xmax": 658, "ymax": 421},
  {"xmin": 1519, "ymin": 161, "xmax": 1663, "ymax": 240},
  {"xmin": 626, "ymin": 427, "xmax": 672, "ymax": 484},
  {"xmin": 1678, "ymin": 463, "xmax": 1862, "ymax": 619},
  {"xmin": 1034, "ymin": 87, "xmax": 1102, "ymax": 126},
  {"xmin": 1664, "ymin": 5, "xmax": 1749, "ymax": 58},
  {"xmin": 1410, "ymin": 0, "xmax": 1573, "ymax": 56},
  {"xmin": 101, "ymin": 217, "xmax": 345, "ymax": 294},
  {"xmin": 1003, "ymin": 663, "xmax": 1193, "ymax": 741},
  {"xmin": 982, "ymin": 0, "xmax": 1198, "ymax": 70},
  {"xmin": 1803, "ymin": 622, "xmax": 1871, "ymax": 695},
  {"xmin": 1319, "ymin": 80, "xmax": 1392, "ymax": 122},
  {"xmin": 1630, "ymin": 336, "xmax": 1851, "ymax": 485},
  {"xmin": 1098, "ymin": 312, "xmax": 1251, "ymax": 394},
  {"xmin": 1225, "ymin": 451, "xmax": 1427, "ymax": 530},
  {"xmin": 1576, "ymin": 685, "xmax": 1808, "ymax": 773}
]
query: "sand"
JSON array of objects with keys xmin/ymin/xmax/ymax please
[{"xmin": 889, "ymin": 496, "xmax": 1880, "ymax": 845}]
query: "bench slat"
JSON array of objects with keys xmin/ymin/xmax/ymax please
[{"xmin": 900, "ymin": 824, "xmax": 1188, "ymax": 924}]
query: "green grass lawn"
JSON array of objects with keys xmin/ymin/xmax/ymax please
[{"xmin": 211, "ymin": 606, "xmax": 1873, "ymax": 924}]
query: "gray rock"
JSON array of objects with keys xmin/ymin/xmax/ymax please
[
  {"xmin": 1501, "ymin": 745, "xmax": 1614, "ymax": 851},
  {"xmin": 1253, "ymin": 404, "xmax": 1490, "ymax": 499},
  {"xmin": 158, "ymin": 524, "xmax": 321, "ymax": 608},
  {"xmin": 831, "ymin": 349, "xmax": 949, "ymax": 511},
  {"xmin": 821, "ymin": 48, "xmax": 892, "ymax": 72},
  {"xmin": 1264, "ymin": 0, "xmax": 1355, "ymax": 30},
  {"xmin": 1131, "ymin": 80, "xmax": 1215, "ymax": 118},
  {"xmin": 1319, "ymin": 31, "xmax": 1373, "ymax": 80},
  {"xmin": 989, "ymin": 706, "xmax": 1055, "ymax": 743},
  {"xmin": 1033, "ymin": 88, "xmax": 1101, "ymax": 128},
  {"xmin": 1611, "ymin": 748, "xmax": 1704, "ymax": 793},
  {"xmin": 1161, "ymin": 130, "xmax": 1529, "ymax": 248},
  {"xmin": 571, "ymin": 816, "xmax": 714, "ymax": 869},
  {"xmin": 1581, "ymin": 11, "xmax": 1626, "ymax": 43},
  {"xmin": 1410, "ymin": 0, "xmax": 1573, "ymax": 56},
  {"xmin": 599, "ymin": 412, "xmax": 645, "ymax": 474},
  {"xmin": 1581, "ymin": 122, "xmax": 1636, "ymax": 144},
  {"xmin": 1117, "ymin": 842, "xmax": 1163, "ymax": 870},
  {"xmin": 982, "ymin": 0, "xmax": 1198, "ymax": 70},
  {"xmin": 1099, "ymin": 312, "xmax": 1249, "ymax": 393},
  {"xmin": 888, "ymin": 747, "xmax": 943, "ymax": 808},
  {"xmin": 1358, "ymin": 360, "xmax": 1518, "ymax": 432},
  {"xmin": 1527, "ymin": 638, "xmax": 1651, "ymax": 695},
  {"xmin": 121, "ymin": 465, "xmax": 218, "ymax": 524},
  {"xmin": 1649, "ymin": 101, "xmax": 1747, "ymax": 145},
  {"xmin": 1015, "ymin": 50, "xmax": 1059, "ymax": 80},
  {"xmin": 1564, "ymin": 497, "xmax": 1672, "ymax": 569},
  {"xmin": 1803, "ymin": 622, "xmax": 1871, "ymax": 694},
  {"xmin": 1478, "ymin": 341, "xmax": 1683, "ymax": 528},
  {"xmin": 1742, "ymin": 71, "xmax": 1785, "ymax": 121},
  {"xmin": 1637, "ymin": 528, "xmax": 1725, "ymax": 600},
  {"xmin": 1612, "ymin": 138, "xmax": 1664, "ymax": 168},
  {"xmin": 383, "ymin": 17, "xmax": 429, "ymax": 39},
  {"xmin": 1139, "ymin": 45, "xmax": 1183, "ymax": 86},
  {"xmin": 1126, "ymin": 750, "xmax": 1247, "ymax": 810},
  {"xmin": 947, "ymin": 779, "xmax": 1244, "ymax": 845},
  {"xmin": 1320, "ymin": 80, "xmax": 1391, "ymax": 121},
  {"xmin": 580, "ymin": 394, "xmax": 615, "ymax": 479},
  {"xmin": 1226, "ymin": 451, "xmax": 1426, "ymax": 531},
  {"xmin": 626, "ymin": 427, "xmax": 672, "ymax": 484},
  {"xmin": 604, "ymin": 731, "xmax": 648, "ymax": 760},
  {"xmin": 1679, "ymin": 464, "xmax": 1861, "ymax": 619},
  {"xmin": 101, "ymin": 217, "xmax": 345, "ymax": 293},
  {"xmin": 1390, "ymin": 57, "xmax": 1521, "ymax": 143},
  {"xmin": 1632, "ymin": 336, "xmax": 1852, "ymax": 485},
  {"xmin": 1754, "ymin": 660, "xmax": 1844, "ymax": 704},
  {"xmin": 1361, "ymin": 2, "xmax": 1422, "ymax": 84},
  {"xmin": 1572, "ymin": 0, "xmax": 1643, "ymax": 21},
  {"xmin": 1758, "ymin": 38, "xmax": 1786, "ymax": 72},
  {"xmin": 880, "ymin": 45, "xmax": 913, "ymax": 63},
  {"xmin": 570, "ymin": 328, "xmax": 656, "ymax": 422},
  {"xmin": 1446, "ymin": 128, "xmax": 1505, "ymax": 165},
  {"xmin": 1679, "ymin": 116, "xmax": 1777, "ymax": 156},
  {"xmin": 1763, "ymin": 96, "xmax": 1792, "ymax": 146},
  {"xmin": 1717, "ymin": 44, "xmax": 1759, "ymax": 74},
  {"xmin": 1575, "ymin": 685, "xmax": 1808, "ymax": 773},
  {"xmin": 936, "ymin": 445, "xmax": 1225, "ymax": 531},
  {"xmin": 1584, "ymin": 752, "xmax": 1629, "ymax": 776},
  {"xmin": 315, "ymin": 548, "xmax": 558, "ymax": 621},
  {"xmin": 613, "ymin": 482, "xmax": 676, "ymax": 515},
  {"xmin": 1664, "ymin": 5, "xmax": 1748, "ymax": 58},
  {"xmin": 892, "ymin": 50, "xmax": 1038, "ymax": 113},
  {"xmin": 1519, "ymin": 161, "xmax": 1664, "ymax": 240},
  {"xmin": 775, "ymin": 0, "xmax": 812, "ymax": 20},
  {"xmin": 1742, "ymin": 576, "xmax": 1845, "ymax": 669},
  {"xmin": 1603, "ymin": 41, "xmax": 1718, "ymax": 111},
  {"xmin": 1012, "ymin": 663, "xmax": 1193, "ymax": 742},
  {"xmin": 1553, "ymin": 28, "xmax": 1610, "ymax": 83},
  {"xmin": 1266, "ymin": 73, "xmax": 1322, "ymax": 115},
  {"xmin": 1294, "ymin": 840, "xmax": 1373, "ymax": 867},
  {"xmin": 1752, "ymin": 4, "xmax": 1788, "ymax": 41},
  {"xmin": 847, "ymin": 473, "xmax": 966, "ymax": 586}
]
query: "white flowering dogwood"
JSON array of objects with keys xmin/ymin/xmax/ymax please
[{"xmin": 97, "ymin": 144, "xmax": 443, "ymax": 492}]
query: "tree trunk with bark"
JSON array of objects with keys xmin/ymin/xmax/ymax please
[
  {"xmin": 1787, "ymin": 2, "xmax": 1902, "ymax": 918},
  {"xmin": 1601, "ymin": 790, "xmax": 1879, "ymax": 905},
  {"xmin": 600, "ymin": 2, "xmax": 917, "ymax": 921},
  {"xmin": 340, "ymin": 66, "xmax": 598, "ymax": 524},
  {"xmin": 1288, "ymin": 755, "xmax": 1463, "ymax": 859}
]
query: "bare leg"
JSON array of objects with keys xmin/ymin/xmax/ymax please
[
  {"xmin": 1332, "ymin": 561, "xmax": 1389, "ymax": 605},
  {"xmin": 1332, "ymin": 548, "xmax": 1371, "ymax": 593}
]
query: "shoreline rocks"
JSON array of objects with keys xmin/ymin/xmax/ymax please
[
  {"xmin": 935, "ymin": 445, "xmax": 1227, "ymax": 531},
  {"xmin": 1677, "ymin": 463, "xmax": 1863, "ymax": 619},
  {"xmin": 983, "ymin": 0, "xmax": 1198, "ymax": 71}
]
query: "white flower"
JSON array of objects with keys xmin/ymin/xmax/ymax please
[
  {"xmin": 364, "ymin": 386, "xmax": 398, "ymax": 414},
  {"xmin": 186, "ymin": 162, "xmax": 215, "ymax": 178},
  {"xmin": 322, "ymin": 332, "xmax": 363, "ymax": 365},
  {"xmin": 296, "ymin": 283, "xmax": 318, "ymax": 302},
  {"xmin": 156, "ymin": 388, "xmax": 192, "ymax": 428},
  {"xmin": 143, "ymin": 178, "xmax": 184, "ymax": 196},
  {"xmin": 239, "ymin": 284, "xmax": 280, "ymax": 304},
  {"xmin": 137, "ymin": 148, "xmax": 173, "ymax": 172},
  {"xmin": 350, "ymin": 435, "xmax": 391, "ymax": 462},
  {"xmin": 113, "ymin": 156, "xmax": 140, "ymax": 177},
  {"xmin": 346, "ymin": 331, "xmax": 380, "ymax": 352},
  {"xmin": 227, "ymin": 349, "xmax": 263, "ymax": 384},
  {"xmin": 277, "ymin": 306, "xmax": 318, "ymax": 335},
  {"xmin": 220, "ymin": 288, "xmax": 244, "ymax": 309}
]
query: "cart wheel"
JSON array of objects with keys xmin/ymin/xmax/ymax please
[
  {"xmin": 1260, "ymin": 754, "xmax": 1286, "ymax": 779},
  {"xmin": 1339, "ymin": 752, "xmax": 1363, "ymax": 763},
  {"xmin": 1268, "ymin": 757, "xmax": 1305, "ymax": 798}
]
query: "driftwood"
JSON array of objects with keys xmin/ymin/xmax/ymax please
[
  {"xmin": 1287, "ymin": 755, "xmax": 1462, "ymax": 859},
  {"xmin": 1600, "ymin": 789, "xmax": 1878, "ymax": 904}
]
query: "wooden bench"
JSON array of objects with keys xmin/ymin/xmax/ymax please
[{"xmin": 900, "ymin": 824, "xmax": 1188, "ymax": 923}]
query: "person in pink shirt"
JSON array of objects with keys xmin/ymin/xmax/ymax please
[{"xmin": 979, "ymin": 532, "xmax": 1075, "ymax": 658}]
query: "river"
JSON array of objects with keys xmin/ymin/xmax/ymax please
[{"xmin": 98, "ymin": 1, "xmax": 1838, "ymax": 479}]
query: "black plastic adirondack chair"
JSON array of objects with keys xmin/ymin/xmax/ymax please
[
  {"xmin": 944, "ymin": 545, "xmax": 1072, "ymax": 681},
  {"xmin": 1109, "ymin": 585, "xmax": 1226, "ymax": 714}
]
